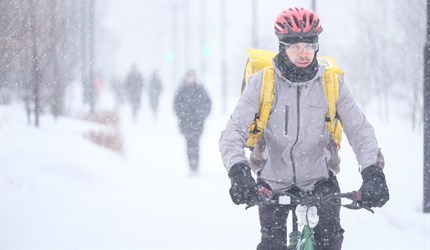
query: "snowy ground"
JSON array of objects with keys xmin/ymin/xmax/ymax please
[{"xmin": 1, "ymin": 84, "xmax": 430, "ymax": 249}]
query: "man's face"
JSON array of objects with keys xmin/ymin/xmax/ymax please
[
  {"xmin": 284, "ymin": 42, "xmax": 318, "ymax": 68},
  {"xmin": 186, "ymin": 74, "xmax": 196, "ymax": 84}
]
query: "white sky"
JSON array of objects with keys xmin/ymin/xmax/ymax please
[{"xmin": 97, "ymin": 0, "xmax": 364, "ymax": 93}]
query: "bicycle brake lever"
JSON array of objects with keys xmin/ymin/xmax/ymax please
[
  {"xmin": 363, "ymin": 207, "xmax": 375, "ymax": 213},
  {"xmin": 342, "ymin": 201, "xmax": 375, "ymax": 214},
  {"xmin": 245, "ymin": 193, "xmax": 277, "ymax": 210},
  {"xmin": 245, "ymin": 204, "xmax": 254, "ymax": 210}
]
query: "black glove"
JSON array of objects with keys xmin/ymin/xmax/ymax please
[
  {"xmin": 359, "ymin": 165, "xmax": 389, "ymax": 208},
  {"xmin": 228, "ymin": 163, "xmax": 258, "ymax": 205}
]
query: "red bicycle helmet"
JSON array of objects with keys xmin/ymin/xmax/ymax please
[{"xmin": 274, "ymin": 7, "xmax": 322, "ymax": 39}]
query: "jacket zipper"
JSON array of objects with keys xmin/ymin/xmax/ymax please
[
  {"xmin": 289, "ymin": 85, "xmax": 302, "ymax": 186},
  {"xmin": 284, "ymin": 105, "xmax": 289, "ymax": 135}
]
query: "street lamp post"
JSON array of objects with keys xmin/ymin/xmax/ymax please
[{"xmin": 424, "ymin": 0, "xmax": 430, "ymax": 213}]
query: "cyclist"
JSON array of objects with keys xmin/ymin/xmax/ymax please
[{"xmin": 219, "ymin": 7, "xmax": 389, "ymax": 249}]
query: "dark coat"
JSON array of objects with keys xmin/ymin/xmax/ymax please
[
  {"xmin": 149, "ymin": 76, "xmax": 162, "ymax": 109},
  {"xmin": 174, "ymin": 82, "xmax": 211, "ymax": 137},
  {"xmin": 125, "ymin": 72, "xmax": 144, "ymax": 104}
]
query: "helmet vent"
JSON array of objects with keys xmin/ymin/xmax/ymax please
[
  {"xmin": 285, "ymin": 17, "xmax": 293, "ymax": 28},
  {"xmin": 303, "ymin": 14, "xmax": 307, "ymax": 28},
  {"xmin": 292, "ymin": 16, "xmax": 300, "ymax": 28},
  {"xmin": 314, "ymin": 19, "xmax": 320, "ymax": 28}
]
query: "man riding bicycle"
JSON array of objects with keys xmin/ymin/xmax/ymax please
[{"xmin": 219, "ymin": 7, "xmax": 389, "ymax": 250}]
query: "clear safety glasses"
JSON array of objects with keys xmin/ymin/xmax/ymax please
[{"xmin": 279, "ymin": 41, "xmax": 319, "ymax": 53}]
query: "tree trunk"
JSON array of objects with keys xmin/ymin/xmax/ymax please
[{"xmin": 29, "ymin": 0, "xmax": 40, "ymax": 127}]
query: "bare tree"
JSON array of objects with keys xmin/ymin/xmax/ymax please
[
  {"xmin": 0, "ymin": 0, "xmax": 82, "ymax": 126},
  {"xmin": 347, "ymin": 0, "xmax": 425, "ymax": 127}
]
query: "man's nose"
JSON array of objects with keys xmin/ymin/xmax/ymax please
[{"xmin": 297, "ymin": 47, "xmax": 307, "ymax": 55}]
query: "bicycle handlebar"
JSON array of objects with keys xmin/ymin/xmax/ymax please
[{"xmin": 246, "ymin": 188, "xmax": 374, "ymax": 213}]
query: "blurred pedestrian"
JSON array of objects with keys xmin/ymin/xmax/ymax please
[
  {"xmin": 148, "ymin": 70, "xmax": 163, "ymax": 120},
  {"xmin": 110, "ymin": 76, "xmax": 124, "ymax": 109},
  {"xmin": 125, "ymin": 64, "xmax": 144, "ymax": 121},
  {"xmin": 174, "ymin": 70, "xmax": 211, "ymax": 175}
]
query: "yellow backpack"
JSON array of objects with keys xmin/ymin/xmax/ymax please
[{"xmin": 242, "ymin": 48, "xmax": 344, "ymax": 149}]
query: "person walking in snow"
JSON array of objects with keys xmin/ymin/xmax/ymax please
[
  {"xmin": 110, "ymin": 76, "xmax": 125, "ymax": 109},
  {"xmin": 174, "ymin": 70, "xmax": 211, "ymax": 174},
  {"xmin": 125, "ymin": 64, "xmax": 144, "ymax": 121},
  {"xmin": 219, "ymin": 7, "xmax": 389, "ymax": 249},
  {"xmin": 148, "ymin": 70, "xmax": 163, "ymax": 120}
]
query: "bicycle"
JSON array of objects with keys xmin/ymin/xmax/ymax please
[{"xmin": 246, "ymin": 187, "xmax": 373, "ymax": 250}]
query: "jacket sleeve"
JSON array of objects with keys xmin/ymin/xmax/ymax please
[
  {"xmin": 336, "ymin": 76, "xmax": 384, "ymax": 171},
  {"xmin": 219, "ymin": 72, "xmax": 263, "ymax": 172}
]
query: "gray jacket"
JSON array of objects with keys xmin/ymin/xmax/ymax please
[{"xmin": 219, "ymin": 63, "xmax": 384, "ymax": 191}]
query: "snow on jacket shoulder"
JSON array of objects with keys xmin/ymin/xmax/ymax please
[{"xmin": 219, "ymin": 63, "xmax": 383, "ymax": 191}]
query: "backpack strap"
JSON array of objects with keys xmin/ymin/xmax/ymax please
[
  {"xmin": 246, "ymin": 66, "xmax": 275, "ymax": 148},
  {"xmin": 318, "ymin": 56, "xmax": 344, "ymax": 147}
]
